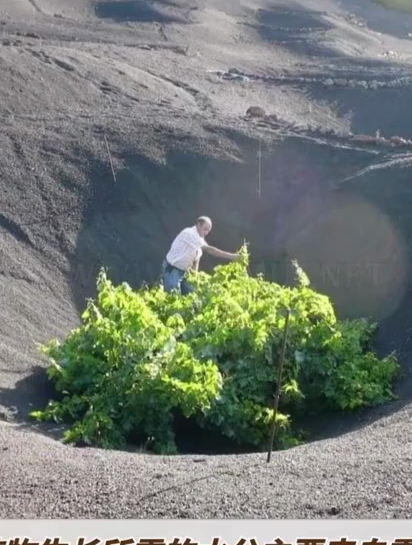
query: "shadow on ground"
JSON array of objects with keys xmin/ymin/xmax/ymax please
[
  {"xmin": 257, "ymin": 4, "xmax": 337, "ymax": 59},
  {"xmin": 0, "ymin": 366, "xmax": 53, "ymax": 421},
  {"xmin": 94, "ymin": 0, "xmax": 185, "ymax": 23},
  {"xmin": 307, "ymin": 86, "xmax": 412, "ymax": 139},
  {"xmin": 342, "ymin": 0, "xmax": 412, "ymax": 39}
]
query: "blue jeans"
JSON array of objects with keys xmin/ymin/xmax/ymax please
[{"xmin": 162, "ymin": 260, "xmax": 194, "ymax": 295}]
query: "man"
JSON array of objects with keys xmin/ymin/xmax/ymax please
[{"xmin": 162, "ymin": 216, "xmax": 240, "ymax": 294}]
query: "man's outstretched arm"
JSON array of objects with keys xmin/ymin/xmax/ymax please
[{"xmin": 204, "ymin": 246, "xmax": 240, "ymax": 260}]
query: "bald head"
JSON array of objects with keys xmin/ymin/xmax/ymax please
[{"xmin": 196, "ymin": 216, "xmax": 212, "ymax": 237}]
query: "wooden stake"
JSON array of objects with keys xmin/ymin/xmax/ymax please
[
  {"xmin": 267, "ymin": 308, "xmax": 291, "ymax": 463},
  {"xmin": 257, "ymin": 138, "xmax": 262, "ymax": 200},
  {"xmin": 104, "ymin": 133, "xmax": 117, "ymax": 184}
]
